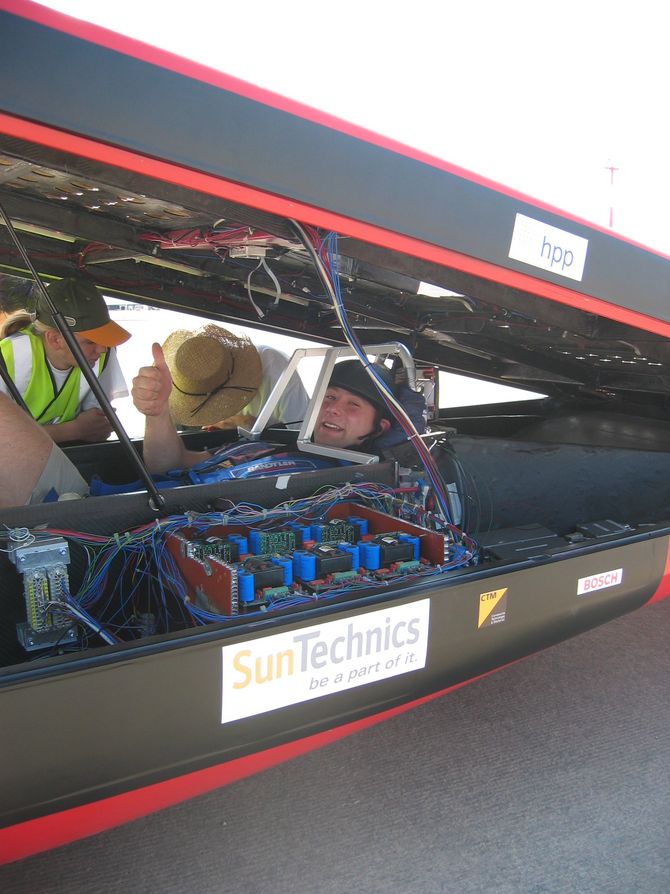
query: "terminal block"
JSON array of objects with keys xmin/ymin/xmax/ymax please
[{"xmin": 8, "ymin": 535, "xmax": 78, "ymax": 652}]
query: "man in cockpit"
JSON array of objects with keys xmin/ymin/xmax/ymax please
[
  {"xmin": 0, "ymin": 333, "xmax": 422, "ymax": 506},
  {"xmin": 132, "ymin": 334, "xmax": 400, "ymax": 474}
]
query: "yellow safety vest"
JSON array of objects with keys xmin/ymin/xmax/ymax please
[{"xmin": 0, "ymin": 329, "xmax": 108, "ymax": 424}]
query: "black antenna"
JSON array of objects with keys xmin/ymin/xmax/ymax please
[{"xmin": 0, "ymin": 201, "xmax": 166, "ymax": 511}]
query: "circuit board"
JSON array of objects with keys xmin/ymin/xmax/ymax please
[{"xmin": 165, "ymin": 504, "xmax": 448, "ymax": 616}]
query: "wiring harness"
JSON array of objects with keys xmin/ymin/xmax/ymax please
[{"xmin": 4, "ymin": 481, "xmax": 478, "ymax": 656}]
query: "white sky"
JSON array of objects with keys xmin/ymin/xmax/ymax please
[{"xmin": 38, "ymin": 0, "xmax": 670, "ymax": 256}]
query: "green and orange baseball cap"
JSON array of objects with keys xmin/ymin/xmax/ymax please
[{"xmin": 36, "ymin": 278, "xmax": 130, "ymax": 347}]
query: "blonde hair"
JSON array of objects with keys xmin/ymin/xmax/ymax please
[{"xmin": 0, "ymin": 311, "xmax": 45, "ymax": 340}]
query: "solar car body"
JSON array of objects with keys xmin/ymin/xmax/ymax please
[{"xmin": 1, "ymin": 0, "xmax": 669, "ymax": 864}]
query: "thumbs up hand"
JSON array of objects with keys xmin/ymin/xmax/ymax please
[{"xmin": 131, "ymin": 342, "xmax": 173, "ymax": 417}]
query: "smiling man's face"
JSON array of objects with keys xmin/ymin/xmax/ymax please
[{"xmin": 314, "ymin": 385, "xmax": 390, "ymax": 448}]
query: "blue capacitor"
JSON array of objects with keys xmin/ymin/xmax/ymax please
[
  {"xmin": 248, "ymin": 531, "xmax": 263, "ymax": 554},
  {"xmin": 338, "ymin": 542, "xmax": 360, "ymax": 569},
  {"xmin": 293, "ymin": 550, "xmax": 317, "ymax": 582},
  {"xmin": 347, "ymin": 516, "xmax": 368, "ymax": 537},
  {"xmin": 238, "ymin": 571, "xmax": 255, "ymax": 603},
  {"xmin": 228, "ymin": 533, "xmax": 248, "ymax": 555},
  {"xmin": 359, "ymin": 542, "xmax": 381, "ymax": 571},
  {"xmin": 309, "ymin": 524, "xmax": 324, "ymax": 542},
  {"xmin": 399, "ymin": 534, "xmax": 420, "ymax": 560},
  {"xmin": 271, "ymin": 556, "xmax": 293, "ymax": 585},
  {"xmin": 289, "ymin": 523, "xmax": 312, "ymax": 544}
]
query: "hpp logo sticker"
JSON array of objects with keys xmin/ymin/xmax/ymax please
[{"xmin": 509, "ymin": 213, "xmax": 589, "ymax": 281}]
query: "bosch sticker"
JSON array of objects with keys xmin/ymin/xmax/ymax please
[{"xmin": 577, "ymin": 568, "xmax": 623, "ymax": 596}]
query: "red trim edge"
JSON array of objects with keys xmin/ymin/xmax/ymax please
[
  {"xmin": 1, "ymin": 111, "xmax": 669, "ymax": 340},
  {"xmin": 0, "ymin": 672, "xmax": 491, "ymax": 864},
  {"xmin": 646, "ymin": 538, "xmax": 670, "ymax": 604}
]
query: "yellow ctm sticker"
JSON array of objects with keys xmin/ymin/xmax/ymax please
[{"xmin": 478, "ymin": 587, "xmax": 508, "ymax": 628}]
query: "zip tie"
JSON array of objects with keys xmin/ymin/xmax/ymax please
[
  {"xmin": 114, "ymin": 531, "xmax": 134, "ymax": 547},
  {"xmin": 261, "ymin": 257, "xmax": 282, "ymax": 305},
  {"xmin": 245, "ymin": 260, "xmax": 266, "ymax": 319}
]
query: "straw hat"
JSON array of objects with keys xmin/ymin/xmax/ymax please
[{"xmin": 162, "ymin": 324, "xmax": 262, "ymax": 426}]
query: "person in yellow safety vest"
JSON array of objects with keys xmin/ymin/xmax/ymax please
[{"xmin": 0, "ymin": 277, "xmax": 130, "ymax": 444}]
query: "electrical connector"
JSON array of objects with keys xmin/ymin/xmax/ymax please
[
  {"xmin": 8, "ymin": 535, "xmax": 78, "ymax": 651},
  {"xmin": 229, "ymin": 245, "xmax": 268, "ymax": 259}
]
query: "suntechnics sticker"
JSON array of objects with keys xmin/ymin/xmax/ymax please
[
  {"xmin": 220, "ymin": 600, "xmax": 430, "ymax": 723},
  {"xmin": 478, "ymin": 587, "xmax": 508, "ymax": 628}
]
